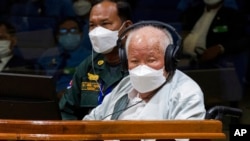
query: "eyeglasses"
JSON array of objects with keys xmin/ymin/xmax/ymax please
[{"xmin": 59, "ymin": 28, "xmax": 80, "ymax": 34}]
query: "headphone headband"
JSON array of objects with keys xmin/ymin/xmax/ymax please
[
  {"xmin": 117, "ymin": 20, "xmax": 182, "ymax": 81},
  {"xmin": 118, "ymin": 20, "xmax": 182, "ymax": 48}
]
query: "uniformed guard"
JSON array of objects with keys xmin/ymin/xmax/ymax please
[{"xmin": 59, "ymin": 0, "xmax": 133, "ymax": 120}]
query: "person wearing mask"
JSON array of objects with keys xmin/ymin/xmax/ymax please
[
  {"xmin": 72, "ymin": 0, "xmax": 92, "ymax": 18},
  {"xmin": 37, "ymin": 17, "xmax": 91, "ymax": 98},
  {"xmin": 59, "ymin": 0, "xmax": 133, "ymax": 120},
  {"xmin": 0, "ymin": 21, "xmax": 34, "ymax": 73},
  {"xmin": 83, "ymin": 21, "xmax": 206, "ymax": 130},
  {"xmin": 72, "ymin": 0, "xmax": 93, "ymax": 52}
]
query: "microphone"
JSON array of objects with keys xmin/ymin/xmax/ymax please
[
  {"xmin": 101, "ymin": 100, "xmax": 143, "ymax": 120},
  {"xmin": 205, "ymin": 106, "xmax": 243, "ymax": 120}
]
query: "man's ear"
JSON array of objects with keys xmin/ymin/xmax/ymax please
[
  {"xmin": 119, "ymin": 20, "xmax": 133, "ymax": 37},
  {"xmin": 117, "ymin": 20, "xmax": 133, "ymax": 47},
  {"xmin": 124, "ymin": 20, "xmax": 133, "ymax": 28}
]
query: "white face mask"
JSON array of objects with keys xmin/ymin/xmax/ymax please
[
  {"xmin": 89, "ymin": 26, "xmax": 119, "ymax": 54},
  {"xmin": 0, "ymin": 40, "xmax": 11, "ymax": 57},
  {"xmin": 203, "ymin": 0, "xmax": 222, "ymax": 5},
  {"xmin": 73, "ymin": 0, "xmax": 91, "ymax": 16},
  {"xmin": 129, "ymin": 65, "xmax": 166, "ymax": 93}
]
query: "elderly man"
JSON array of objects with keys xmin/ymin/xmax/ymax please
[{"xmin": 83, "ymin": 21, "xmax": 206, "ymax": 121}]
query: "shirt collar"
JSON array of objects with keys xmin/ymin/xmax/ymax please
[{"xmin": 127, "ymin": 88, "xmax": 143, "ymax": 103}]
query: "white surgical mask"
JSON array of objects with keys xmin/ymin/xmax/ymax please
[
  {"xmin": 89, "ymin": 26, "xmax": 119, "ymax": 54},
  {"xmin": 203, "ymin": 0, "xmax": 222, "ymax": 5},
  {"xmin": 73, "ymin": 0, "xmax": 91, "ymax": 16},
  {"xmin": 129, "ymin": 65, "xmax": 166, "ymax": 93},
  {"xmin": 0, "ymin": 40, "xmax": 11, "ymax": 57}
]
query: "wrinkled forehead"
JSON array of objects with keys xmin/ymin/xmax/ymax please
[
  {"xmin": 125, "ymin": 26, "xmax": 170, "ymax": 51},
  {"xmin": 130, "ymin": 26, "xmax": 167, "ymax": 40}
]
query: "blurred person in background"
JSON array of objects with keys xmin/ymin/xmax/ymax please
[
  {"xmin": 180, "ymin": 0, "xmax": 249, "ymax": 106},
  {"xmin": 72, "ymin": 0, "xmax": 93, "ymax": 52},
  {"xmin": 0, "ymin": 21, "xmax": 35, "ymax": 74},
  {"xmin": 37, "ymin": 17, "xmax": 91, "ymax": 99}
]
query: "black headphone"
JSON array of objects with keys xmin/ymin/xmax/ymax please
[{"xmin": 117, "ymin": 20, "xmax": 182, "ymax": 80}]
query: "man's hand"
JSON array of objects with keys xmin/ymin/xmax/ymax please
[{"xmin": 200, "ymin": 44, "xmax": 224, "ymax": 62}]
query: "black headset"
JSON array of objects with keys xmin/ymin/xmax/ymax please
[{"xmin": 117, "ymin": 20, "xmax": 182, "ymax": 80}]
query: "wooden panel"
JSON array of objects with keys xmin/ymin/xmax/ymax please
[{"xmin": 0, "ymin": 119, "xmax": 225, "ymax": 140}]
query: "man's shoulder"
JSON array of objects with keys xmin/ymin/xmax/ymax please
[
  {"xmin": 37, "ymin": 48, "xmax": 60, "ymax": 63},
  {"xmin": 74, "ymin": 53, "xmax": 105, "ymax": 74},
  {"xmin": 78, "ymin": 53, "xmax": 104, "ymax": 66},
  {"xmin": 172, "ymin": 70, "xmax": 201, "ymax": 89},
  {"xmin": 168, "ymin": 70, "xmax": 204, "ymax": 101},
  {"xmin": 40, "ymin": 47, "xmax": 60, "ymax": 57},
  {"xmin": 111, "ymin": 75, "xmax": 132, "ymax": 94}
]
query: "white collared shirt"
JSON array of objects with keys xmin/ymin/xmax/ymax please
[
  {"xmin": 118, "ymin": 91, "xmax": 146, "ymax": 120},
  {"xmin": 84, "ymin": 70, "xmax": 206, "ymax": 121},
  {"xmin": 84, "ymin": 70, "xmax": 204, "ymax": 141}
]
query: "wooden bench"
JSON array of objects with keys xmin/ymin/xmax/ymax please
[{"xmin": 0, "ymin": 119, "xmax": 225, "ymax": 140}]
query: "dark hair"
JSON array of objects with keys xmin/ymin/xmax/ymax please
[
  {"xmin": 91, "ymin": 0, "xmax": 132, "ymax": 22},
  {"xmin": 0, "ymin": 21, "xmax": 16, "ymax": 36},
  {"xmin": 53, "ymin": 17, "xmax": 83, "ymax": 43},
  {"xmin": 55, "ymin": 17, "xmax": 83, "ymax": 34}
]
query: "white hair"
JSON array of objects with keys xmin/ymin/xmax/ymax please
[{"xmin": 125, "ymin": 25, "xmax": 174, "ymax": 56}]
